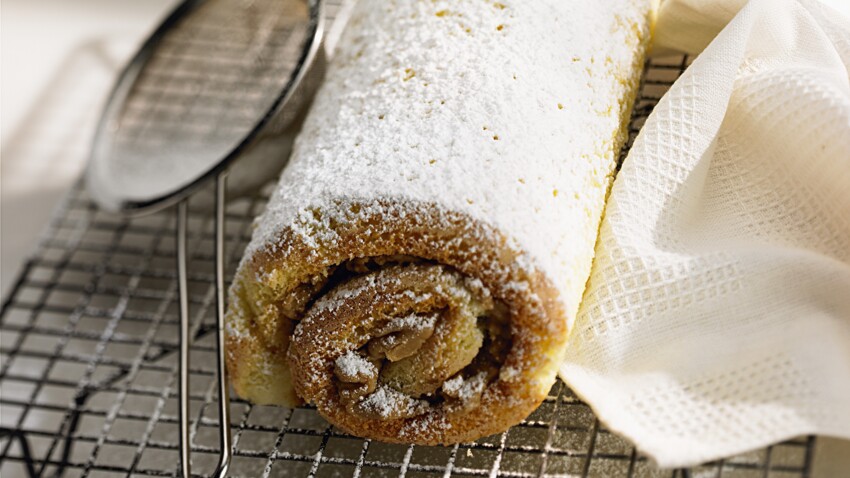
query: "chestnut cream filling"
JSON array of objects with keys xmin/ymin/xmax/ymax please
[{"xmin": 289, "ymin": 257, "xmax": 511, "ymax": 419}]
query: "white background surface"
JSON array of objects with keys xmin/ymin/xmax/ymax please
[
  {"xmin": 1, "ymin": 1, "xmax": 848, "ymax": 475},
  {"xmin": 1, "ymin": 0, "xmax": 176, "ymax": 298}
]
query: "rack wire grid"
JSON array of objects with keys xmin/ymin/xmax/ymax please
[{"xmin": 0, "ymin": 30, "xmax": 816, "ymax": 478}]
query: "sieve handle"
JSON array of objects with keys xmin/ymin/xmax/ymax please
[{"xmin": 177, "ymin": 174, "xmax": 232, "ymax": 478}]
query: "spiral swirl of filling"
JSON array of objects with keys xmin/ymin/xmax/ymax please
[{"xmin": 288, "ymin": 262, "xmax": 512, "ymax": 437}]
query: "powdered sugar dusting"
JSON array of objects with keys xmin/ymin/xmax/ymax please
[
  {"xmin": 443, "ymin": 372, "xmax": 488, "ymax": 401},
  {"xmin": 335, "ymin": 350, "xmax": 377, "ymax": 378},
  {"xmin": 243, "ymin": 0, "xmax": 653, "ymax": 326},
  {"xmin": 358, "ymin": 385, "xmax": 428, "ymax": 419},
  {"xmin": 384, "ymin": 312, "xmax": 438, "ymax": 332}
]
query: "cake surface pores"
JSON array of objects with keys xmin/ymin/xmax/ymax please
[{"xmin": 225, "ymin": 0, "xmax": 652, "ymax": 444}]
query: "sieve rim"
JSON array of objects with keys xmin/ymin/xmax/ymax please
[{"xmin": 85, "ymin": 0, "xmax": 325, "ymax": 217}]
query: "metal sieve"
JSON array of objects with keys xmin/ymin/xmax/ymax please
[{"xmin": 84, "ymin": 0, "xmax": 326, "ymax": 475}]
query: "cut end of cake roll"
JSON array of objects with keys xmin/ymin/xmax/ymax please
[{"xmin": 225, "ymin": 200, "xmax": 567, "ymax": 443}]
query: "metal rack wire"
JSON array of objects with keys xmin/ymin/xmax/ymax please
[{"xmin": 0, "ymin": 42, "xmax": 816, "ymax": 478}]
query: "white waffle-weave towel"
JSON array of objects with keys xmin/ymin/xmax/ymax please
[
  {"xmin": 653, "ymin": 0, "xmax": 850, "ymax": 55},
  {"xmin": 562, "ymin": 0, "xmax": 850, "ymax": 467}
]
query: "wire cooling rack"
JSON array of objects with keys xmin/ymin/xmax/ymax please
[{"xmin": 0, "ymin": 41, "xmax": 816, "ymax": 478}]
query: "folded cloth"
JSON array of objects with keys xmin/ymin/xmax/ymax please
[
  {"xmin": 561, "ymin": 0, "xmax": 850, "ymax": 467},
  {"xmin": 653, "ymin": 0, "xmax": 850, "ymax": 55}
]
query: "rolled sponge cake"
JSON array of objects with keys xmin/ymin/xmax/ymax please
[{"xmin": 226, "ymin": 0, "xmax": 653, "ymax": 444}]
